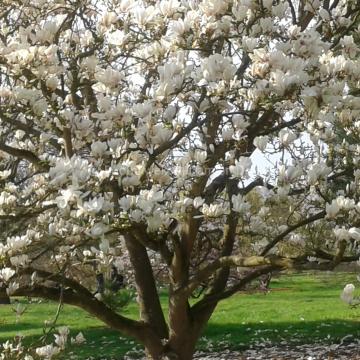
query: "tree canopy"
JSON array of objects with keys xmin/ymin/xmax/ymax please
[{"xmin": 1, "ymin": 0, "xmax": 360, "ymax": 359}]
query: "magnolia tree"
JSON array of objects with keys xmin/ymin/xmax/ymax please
[{"xmin": 1, "ymin": 0, "xmax": 360, "ymax": 359}]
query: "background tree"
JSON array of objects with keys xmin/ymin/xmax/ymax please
[{"xmin": 1, "ymin": 0, "xmax": 360, "ymax": 359}]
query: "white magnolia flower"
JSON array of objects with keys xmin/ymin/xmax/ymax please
[
  {"xmin": 326, "ymin": 201, "xmax": 339, "ymax": 218},
  {"xmin": 231, "ymin": 194, "xmax": 250, "ymax": 214},
  {"xmin": 199, "ymin": 0, "xmax": 229, "ymax": 16},
  {"xmin": 222, "ymin": 128, "xmax": 234, "ymax": 141},
  {"xmin": 336, "ymin": 196, "xmax": 355, "ymax": 210},
  {"xmin": 201, "ymin": 54, "xmax": 236, "ymax": 82},
  {"xmin": 151, "ymin": 125, "xmax": 173, "ymax": 144},
  {"xmin": 333, "ymin": 227, "xmax": 350, "ymax": 241},
  {"xmin": 130, "ymin": 209, "xmax": 143, "ymax": 222},
  {"xmin": 307, "ymin": 162, "xmax": 331, "ymax": 185},
  {"xmin": 168, "ymin": 18, "xmax": 190, "ymax": 38},
  {"xmin": 349, "ymin": 228, "xmax": 360, "ymax": 241},
  {"xmin": 91, "ymin": 141, "xmax": 108, "ymax": 157},
  {"xmin": 90, "ymin": 223, "xmax": 108, "ymax": 237},
  {"xmin": 279, "ymin": 129, "xmax": 297, "ymax": 146},
  {"xmin": 57, "ymin": 326, "xmax": 70, "ymax": 338},
  {"xmin": 147, "ymin": 212, "xmax": 167, "ymax": 232},
  {"xmin": 82, "ymin": 197, "xmax": 105, "ymax": 214},
  {"xmin": 253, "ymin": 136, "xmax": 268, "ymax": 151},
  {"xmin": 232, "ymin": 115, "xmax": 249, "ymax": 130},
  {"xmin": 10, "ymin": 255, "xmax": 29, "ymax": 267},
  {"xmin": 55, "ymin": 187, "xmax": 82, "ymax": 209},
  {"xmin": 6, "ymin": 282, "xmax": 19, "ymax": 296},
  {"xmin": 119, "ymin": 195, "xmax": 135, "ymax": 211},
  {"xmin": 0, "ymin": 191, "xmax": 17, "ymax": 206},
  {"xmin": 194, "ymin": 150, "xmax": 207, "ymax": 163},
  {"xmin": 107, "ymin": 29, "xmax": 126, "ymax": 46},
  {"xmin": 340, "ymin": 284, "xmax": 355, "ymax": 304},
  {"xmin": 45, "ymin": 77, "xmax": 59, "ymax": 91},
  {"xmin": 156, "ymin": 60, "xmax": 185, "ymax": 99},
  {"xmin": 35, "ymin": 344, "xmax": 61, "ymax": 359},
  {"xmin": 163, "ymin": 105, "xmax": 177, "ymax": 121},
  {"xmin": 71, "ymin": 332, "xmax": 86, "ymax": 345},
  {"xmin": 341, "ymin": 35, "xmax": 358, "ymax": 58},
  {"xmin": 229, "ymin": 157, "xmax": 252, "ymax": 179},
  {"xmin": 193, "ymin": 197, "xmax": 205, "ymax": 209},
  {"xmin": 289, "ymin": 233, "xmax": 305, "ymax": 246},
  {"xmin": 94, "ymin": 67, "xmax": 123, "ymax": 90},
  {"xmin": 0, "ymin": 169, "xmax": 11, "ymax": 179},
  {"xmin": 0, "ymin": 268, "xmax": 15, "ymax": 282},
  {"xmin": 159, "ymin": 0, "xmax": 180, "ymax": 16},
  {"xmin": 7, "ymin": 235, "xmax": 29, "ymax": 252},
  {"xmin": 54, "ymin": 327, "xmax": 68, "ymax": 349},
  {"xmin": 202, "ymin": 203, "xmax": 224, "ymax": 218}
]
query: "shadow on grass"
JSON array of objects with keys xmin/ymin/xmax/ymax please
[
  {"xmin": 0, "ymin": 322, "xmax": 45, "ymax": 333},
  {"xmin": 1, "ymin": 319, "xmax": 360, "ymax": 359}
]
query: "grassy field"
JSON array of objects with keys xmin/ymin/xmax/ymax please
[{"xmin": 0, "ymin": 272, "xmax": 359, "ymax": 359}]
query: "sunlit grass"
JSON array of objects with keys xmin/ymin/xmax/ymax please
[{"xmin": 0, "ymin": 271, "xmax": 359, "ymax": 359}]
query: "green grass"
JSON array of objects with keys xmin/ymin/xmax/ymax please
[{"xmin": 0, "ymin": 272, "xmax": 359, "ymax": 359}]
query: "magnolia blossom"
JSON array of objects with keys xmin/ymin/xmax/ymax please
[
  {"xmin": 326, "ymin": 201, "xmax": 339, "ymax": 218},
  {"xmin": 340, "ymin": 284, "xmax": 355, "ymax": 305},
  {"xmin": 35, "ymin": 344, "xmax": 60, "ymax": 359},
  {"xmin": 91, "ymin": 141, "xmax": 108, "ymax": 158},
  {"xmin": 10, "ymin": 254, "xmax": 29, "ymax": 267},
  {"xmin": 94, "ymin": 67, "xmax": 123, "ymax": 90},
  {"xmin": 253, "ymin": 136, "xmax": 269, "ymax": 151},
  {"xmin": 151, "ymin": 125, "xmax": 173, "ymax": 144},
  {"xmin": 54, "ymin": 327, "xmax": 69, "ymax": 350},
  {"xmin": 199, "ymin": 0, "xmax": 229, "ymax": 17},
  {"xmin": 333, "ymin": 227, "xmax": 351, "ymax": 242},
  {"xmin": 6, "ymin": 282, "xmax": 19, "ymax": 296},
  {"xmin": 279, "ymin": 129, "xmax": 297, "ymax": 146},
  {"xmin": 201, "ymin": 54, "xmax": 236, "ymax": 83},
  {"xmin": 71, "ymin": 332, "xmax": 86, "ymax": 345},
  {"xmin": 278, "ymin": 165, "xmax": 301, "ymax": 184},
  {"xmin": 45, "ymin": 77, "xmax": 59, "ymax": 91},
  {"xmin": 201, "ymin": 203, "xmax": 225, "ymax": 218},
  {"xmin": 7, "ymin": 235, "xmax": 29, "ymax": 252},
  {"xmin": 55, "ymin": 187, "xmax": 82, "ymax": 209},
  {"xmin": 229, "ymin": 157, "xmax": 252, "ymax": 179},
  {"xmin": 90, "ymin": 223, "xmax": 108, "ymax": 238},
  {"xmin": 307, "ymin": 162, "xmax": 331, "ymax": 185},
  {"xmin": 231, "ymin": 194, "xmax": 250, "ymax": 214},
  {"xmin": 82, "ymin": 197, "xmax": 106, "ymax": 214},
  {"xmin": 0, "ymin": 267, "xmax": 15, "ymax": 282},
  {"xmin": 193, "ymin": 197, "xmax": 205, "ymax": 209},
  {"xmin": 341, "ymin": 35, "xmax": 358, "ymax": 58},
  {"xmin": 349, "ymin": 228, "xmax": 360, "ymax": 242}
]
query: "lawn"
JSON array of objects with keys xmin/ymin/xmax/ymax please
[{"xmin": 0, "ymin": 271, "xmax": 359, "ymax": 359}]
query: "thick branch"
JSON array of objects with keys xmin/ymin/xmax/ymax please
[
  {"xmin": 192, "ymin": 266, "xmax": 275, "ymax": 312},
  {"xmin": 261, "ymin": 210, "xmax": 326, "ymax": 256},
  {"xmin": 0, "ymin": 142, "xmax": 49, "ymax": 171},
  {"xmin": 63, "ymin": 127, "xmax": 74, "ymax": 158},
  {"xmin": 125, "ymin": 234, "xmax": 168, "ymax": 339},
  {"xmin": 12, "ymin": 284, "xmax": 155, "ymax": 344},
  {"xmin": 192, "ymin": 242, "xmax": 348, "ymax": 312}
]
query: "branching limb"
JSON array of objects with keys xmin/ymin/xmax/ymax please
[
  {"xmin": 0, "ymin": 142, "xmax": 49, "ymax": 171},
  {"xmin": 261, "ymin": 210, "xmax": 326, "ymax": 256}
]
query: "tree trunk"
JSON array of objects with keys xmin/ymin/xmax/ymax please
[
  {"xmin": 0, "ymin": 287, "xmax": 10, "ymax": 304},
  {"xmin": 145, "ymin": 334, "xmax": 198, "ymax": 360}
]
